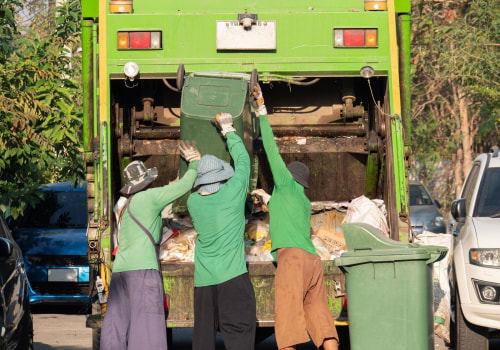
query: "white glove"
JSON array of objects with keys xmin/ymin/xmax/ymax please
[
  {"xmin": 251, "ymin": 189, "xmax": 271, "ymax": 206},
  {"xmin": 179, "ymin": 140, "xmax": 201, "ymax": 162},
  {"xmin": 251, "ymin": 83, "xmax": 267, "ymax": 117},
  {"xmin": 215, "ymin": 113, "xmax": 236, "ymax": 137}
]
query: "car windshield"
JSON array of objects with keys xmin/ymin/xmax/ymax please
[
  {"xmin": 475, "ymin": 168, "xmax": 500, "ymax": 217},
  {"xmin": 15, "ymin": 191, "xmax": 87, "ymax": 228},
  {"xmin": 409, "ymin": 184, "xmax": 434, "ymax": 206}
]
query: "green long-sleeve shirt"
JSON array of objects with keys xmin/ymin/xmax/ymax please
[
  {"xmin": 259, "ymin": 114, "xmax": 317, "ymax": 260},
  {"xmin": 113, "ymin": 161, "xmax": 198, "ymax": 273},
  {"xmin": 187, "ymin": 132, "xmax": 250, "ymax": 287}
]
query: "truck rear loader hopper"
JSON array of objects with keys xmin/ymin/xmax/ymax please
[{"xmin": 86, "ymin": 68, "xmax": 409, "ymax": 333}]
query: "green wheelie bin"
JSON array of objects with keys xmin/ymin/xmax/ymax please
[
  {"xmin": 334, "ymin": 223, "xmax": 448, "ymax": 350},
  {"xmin": 173, "ymin": 72, "xmax": 257, "ymax": 214}
]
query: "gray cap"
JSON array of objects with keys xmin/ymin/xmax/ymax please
[{"xmin": 287, "ymin": 161, "xmax": 310, "ymax": 189}]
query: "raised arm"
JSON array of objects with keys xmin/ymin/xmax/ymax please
[{"xmin": 253, "ymin": 84, "xmax": 291, "ymax": 186}]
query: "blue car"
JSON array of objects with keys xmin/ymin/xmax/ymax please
[{"xmin": 10, "ymin": 182, "xmax": 90, "ymax": 305}]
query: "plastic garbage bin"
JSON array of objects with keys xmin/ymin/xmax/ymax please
[
  {"xmin": 173, "ymin": 72, "xmax": 256, "ymax": 214},
  {"xmin": 334, "ymin": 223, "xmax": 448, "ymax": 350}
]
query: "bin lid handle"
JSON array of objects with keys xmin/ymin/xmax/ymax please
[
  {"xmin": 190, "ymin": 71, "xmax": 251, "ymax": 81},
  {"xmin": 426, "ymin": 247, "xmax": 448, "ymax": 265}
]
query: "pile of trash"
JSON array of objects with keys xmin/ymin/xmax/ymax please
[{"xmin": 158, "ymin": 195, "xmax": 389, "ymax": 263}]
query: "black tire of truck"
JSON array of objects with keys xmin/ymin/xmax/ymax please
[
  {"xmin": 167, "ymin": 327, "xmax": 173, "ymax": 348},
  {"xmin": 255, "ymin": 327, "xmax": 275, "ymax": 344},
  {"xmin": 453, "ymin": 288, "xmax": 488, "ymax": 350},
  {"xmin": 92, "ymin": 328, "xmax": 101, "ymax": 350},
  {"xmin": 337, "ymin": 325, "xmax": 351, "ymax": 350}
]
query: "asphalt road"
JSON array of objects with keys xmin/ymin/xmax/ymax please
[{"xmin": 32, "ymin": 304, "xmax": 458, "ymax": 350}]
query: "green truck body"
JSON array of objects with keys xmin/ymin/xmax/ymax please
[{"xmin": 81, "ymin": 0, "xmax": 411, "ymax": 347}]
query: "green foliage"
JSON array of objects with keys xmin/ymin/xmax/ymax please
[
  {"xmin": 0, "ymin": 0, "xmax": 21, "ymax": 63},
  {"xmin": 410, "ymin": 0, "xmax": 500, "ymax": 198},
  {"xmin": 0, "ymin": 0, "xmax": 83, "ymax": 218}
]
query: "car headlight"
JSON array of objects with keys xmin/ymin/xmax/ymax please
[
  {"xmin": 470, "ymin": 249, "xmax": 500, "ymax": 268},
  {"xmin": 431, "ymin": 215, "xmax": 445, "ymax": 227}
]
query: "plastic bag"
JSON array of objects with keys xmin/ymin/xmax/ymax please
[
  {"xmin": 311, "ymin": 235, "xmax": 334, "ymax": 260},
  {"xmin": 414, "ymin": 231, "xmax": 453, "ymax": 343},
  {"xmin": 245, "ymin": 239, "xmax": 273, "ymax": 262},
  {"xmin": 245, "ymin": 217, "xmax": 270, "ymax": 242},
  {"xmin": 161, "ymin": 203, "xmax": 194, "ymax": 229},
  {"xmin": 159, "ymin": 228, "xmax": 197, "ymax": 262},
  {"xmin": 344, "ymin": 195, "xmax": 389, "ymax": 236}
]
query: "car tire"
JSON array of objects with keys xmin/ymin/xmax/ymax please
[
  {"xmin": 454, "ymin": 289, "xmax": 488, "ymax": 350},
  {"xmin": 17, "ymin": 302, "xmax": 34, "ymax": 350},
  {"xmin": 92, "ymin": 328, "xmax": 101, "ymax": 350}
]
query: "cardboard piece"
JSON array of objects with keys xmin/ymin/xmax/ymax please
[{"xmin": 313, "ymin": 226, "xmax": 347, "ymax": 251}]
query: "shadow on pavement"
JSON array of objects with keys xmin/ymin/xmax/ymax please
[
  {"xmin": 34, "ymin": 343, "xmax": 90, "ymax": 350},
  {"xmin": 31, "ymin": 303, "xmax": 91, "ymax": 315}
]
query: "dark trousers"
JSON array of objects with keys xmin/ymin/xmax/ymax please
[
  {"xmin": 193, "ymin": 273, "xmax": 256, "ymax": 350},
  {"xmin": 100, "ymin": 269, "xmax": 167, "ymax": 350}
]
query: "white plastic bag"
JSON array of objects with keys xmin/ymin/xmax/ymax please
[
  {"xmin": 414, "ymin": 231, "xmax": 453, "ymax": 343},
  {"xmin": 159, "ymin": 228, "xmax": 197, "ymax": 262},
  {"xmin": 344, "ymin": 195, "xmax": 389, "ymax": 236}
]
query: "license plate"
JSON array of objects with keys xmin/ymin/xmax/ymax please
[
  {"xmin": 48, "ymin": 268, "xmax": 78, "ymax": 282},
  {"xmin": 216, "ymin": 20, "xmax": 276, "ymax": 50}
]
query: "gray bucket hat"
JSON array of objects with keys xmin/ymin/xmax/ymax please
[
  {"xmin": 287, "ymin": 161, "xmax": 310, "ymax": 189},
  {"xmin": 120, "ymin": 160, "xmax": 158, "ymax": 195},
  {"xmin": 198, "ymin": 182, "xmax": 224, "ymax": 194},
  {"xmin": 194, "ymin": 155, "xmax": 234, "ymax": 193}
]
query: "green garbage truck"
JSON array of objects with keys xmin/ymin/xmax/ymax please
[{"xmin": 80, "ymin": 0, "xmax": 412, "ymax": 347}]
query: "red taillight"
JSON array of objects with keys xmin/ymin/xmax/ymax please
[
  {"xmin": 117, "ymin": 32, "xmax": 162, "ymax": 49},
  {"xmin": 344, "ymin": 29, "xmax": 365, "ymax": 47},
  {"xmin": 342, "ymin": 295, "xmax": 348, "ymax": 311},
  {"xmin": 130, "ymin": 32, "xmax": 151, "ymax": 49},
  {"xmin": 334, "ymin": 29, "xmax": 378, "ymax": 47}
]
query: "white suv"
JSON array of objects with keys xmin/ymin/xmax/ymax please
[{"xmin": 449, "ymin": 146, "xmax": 500, "ymax": 349}]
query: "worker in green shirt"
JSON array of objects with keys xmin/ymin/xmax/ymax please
[
  {"xmin": 187, "ymin": 113, "xmax": 256, "ymax": 350},
  {"xmin": 251, "ymin": 84, "xmax": 339, "ymax": 350},
  {"xmin": 101, "ymin": 141, "xmax": 200, "ymax": 350}
]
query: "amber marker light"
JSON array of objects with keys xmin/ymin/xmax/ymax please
[
  {"xmin": 117, "ymin": 32, "xmax": 129, "ymax": 49},
  {"xmin": 109, "ymin": 0, "xmax": 132, "ymax": 13},
  {"xmin": 364, "ymin": 0, "xmax": 387, "ymax": 11},
  {"xmin": 366, "ymin": 29, "xmax": 378, "ymax": 47}
]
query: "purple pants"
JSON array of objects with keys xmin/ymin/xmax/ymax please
[{"xmin": 100, "ymin": 269, "xmax": 167, "ymax": 350}]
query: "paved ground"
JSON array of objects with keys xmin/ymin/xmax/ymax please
[
  {"xmin": 33, "ymin": 305, "xmax": 91, "ymax": 350},
  {"xmin": 33, "ymin": 305, "xmax": 454, "ymax": 350}
]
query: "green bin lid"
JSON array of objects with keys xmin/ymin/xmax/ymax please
[
  {"xmin": 180, "ymin": 72, "xmax": 248, "ymax": 121},
  {"xmin": 333, "ymin": 223, "xmax": 448, "ymax": 266}
]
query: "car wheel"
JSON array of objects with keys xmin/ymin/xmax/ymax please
[
  {"xmin": 455, "ymin": 289, "xmax": 488, "ymax": 350},
  {"xmin": 92, "ymin": 328, "xmax": 101, "ymax": 350},
  {"xmin": 17, "ymin": 303, "xmax": 34, "ymax": 350}
]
